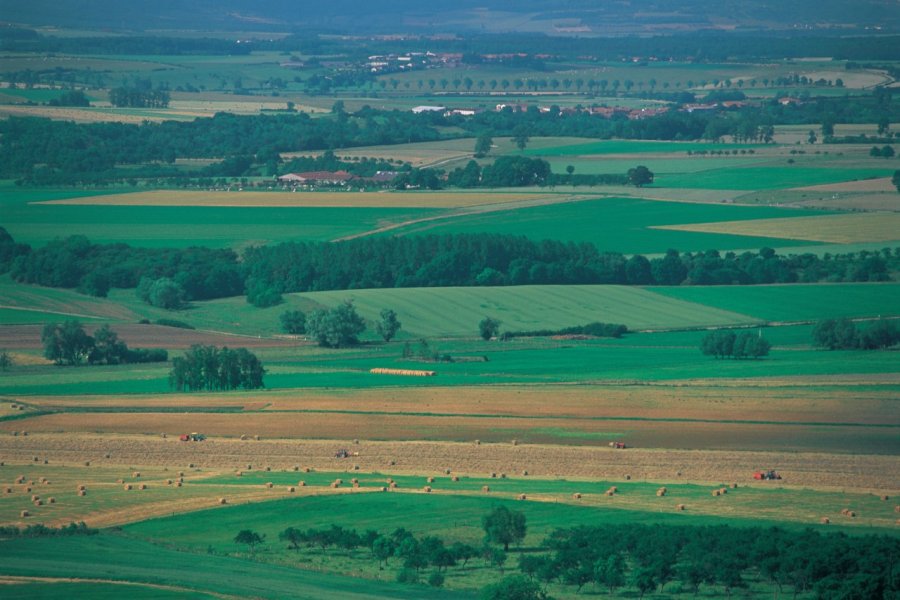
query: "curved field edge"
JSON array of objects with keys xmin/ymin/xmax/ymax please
[{"xmin": 0, "ymin": 534, "xmax": 473, "ymax": 600}]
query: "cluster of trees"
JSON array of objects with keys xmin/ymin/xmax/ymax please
[
  {"xmin": 168, "ymin": 345, "xmax": 265, "ymax": 391},
  {"xmin": 300, "ymin": 302, "xmax": 402, "ymax": 347},
  {"xmin": 5, "ymin": 230, "xmax": 899, "ymax": 303},
  {"xmin": 47, "ymin": 90, "xmax": 91, "ymax": 107},
  {"xmin": 700, "ymin": 329, "xmax": 771, "ymax": 359},
  {"xmin": 41, "ymin": 321, "xmax": 167, "ymax": 366},
  {"xmin": 869, "ymin": 145, "xmax": 896, "ymax": 158},
  {"xmin": 516, "ymin": 522, "xmax": 899, "ymax": 599},
  {"xmin": 812, "ymin": 318, "xmax": 900, "ymax": 350},
  {"xmin": 447, "ymin": 157, "xmax": 647, "ymax": 189},
  {"xmin": 0, "ymin": 522, "xmax": 97, "ymax": 538},
  {"xmin": 6, "ymin": 229, "xmax": 898, "ymax": 304},
  {"xmin": 501, "ymin": 322, "xmax": 628, "ymax": 340},
  {"xmin": 108, "ymin": 86, "xmax": 170, "ymax": 108}
]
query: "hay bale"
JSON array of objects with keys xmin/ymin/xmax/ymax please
[
  {"xmin": 265, "ymin": 482, "xmax": 273, "ymax": 489},
  {"xmin": 444, "ymin": 469, "xmax": 451, "ymax": 475},
  {"xmin": 124, "ymin": 484, "xmax": 132, "ymax": 490},
  {"xmin": 219, "ymin": 498, "xmax": 227, "ymax": 505},
  {"xmin": 379, "ymin": 486, "xmax": 387, "ymax": 492},
  {"xmin": 820, "ymin": 517, "xmax": 830, "ymax": 524},
  {"xmin": 188, "ymin": 463, "xmax": 195, "ymax": 469},
  {"xmin": 22, "ymin": 431, "xmax": 28, "ymax": 436},
  {"xmin": 175, "ymin": 481, "xmax": 182, "ymax": 487},
  {"xmin": 880, "ymin": 494, "xmax": 889, "ymax": 501},
  {"xmin": 298, "ymin": 481, "xmax": 306, "ymax": 487},
  {"xmin": 730, "ymin": 483, "xmax": 738, "ymax": 489},
  {"xmin": 20, "ymin": 510, "xmax": 29, "ymax": 518},
  {"xmin": 451, "ymin": 476, "xmax": 459, "ymax": 482},
  {"xmin": 39, "ymin": 477, "xmax": 46, "ymax": 483},
  {"xmin": 139, "ymin": 483, "xmax": 147, "ymax": 490},
  {"xmin": 104, "ymin": 453, "xmax": 110, "ymax": 458},
  {"xmin": 624, "ymin": 474, "xmax": 631, "ymax": 481},
  {"xmin": 287, "ymin": 486, "xmax": 295, "ymax": 493},
  {"xmin": 178, "ymin": 472, "xmax": 184, "ymax": 477},
  {"xmin": 265, "ymin": 466, "xmax": 271, "ymax": 472},
  {"xmin": 33, "ymin": 456, "xmax": 39, "ymax": 462},
  {"xmin": 389, "ymin": 460, "xmax": 396, "ymax": 466},
  {"xmin": 719, "ymin": 487, "xmax": 728, "ymax": 495},
  {"xmin": 609, "ymin": 486, "xmax": 618, "ymax": 493},
  {"xmin": 331, "ymin": 481, "xmax": 340, "ymax": 488},
  {"xmin": 3, "ymin": 487, "xmax": 10, "ymax": 494},
  {"xmin": 676, "ymin": 504, "xmax": 686, "ymax": 511},
  {"xmin": 482, "ymin": 485, "xmax": 490, "ymax": 493},
  {"xmin": 304, "ymin": 467, "xmax": 311, "ymax": 473},
  {"xmin": 23, "ymin": 486, "xmax": 31, "ymax": 493},
  {"xmin": 656, "ymin": 488, "xmax": 667, "ymax": 497},
  {"xmin": 116, "ymin": 479, "xmax": 124, "ymax": 484},
  {"xmin": 31, "ymin": 495, "xmax": 40, "ymax": 502},
  {"xmin": 490, "ymin": 472, "xmax": 497, "ymax": 478},
  {"xmin": 32, "ymin": 499, "xmax": 42, "ymax": 507},
  {"xmin": 48, "ymin": 497, "xmax": 55, "ymax": 504},
  {"xmin": 389, "ymin": 482, "xmax": 398, "ymax": 489},
  {"xmin": 353, "ymin": 465, "xmax": 360, "ymax": 471},
  {"xmin": 43, "ymin": 480, "xmax": 50, "ymax": 485},
  {"xmin": 848, "ymin": 510, "xmax": 856, "ymax": 518},
  {"xmin": 353, "ymin": 439, "xmax": 359, "ymax": 445},
  {"xmin": 77, "ymin": 484, "xmax": 86, "ymax": 491},
  {"xmin": 254, "ymin": 435, "xmax": 260, "ymax": 441},
  {"xmin": 43, "ymin": 459, "xmax": 48, "ymax": 465},
  {"xmin": 423, "ymin": 486, "xmax": 432, "ymax": 493},
  {"xmin": 518, "ymin": 493, "xmax": 527, "ymax": 500},
  {"xmin": 500, "ymin": 473, "xmax": 507, "ymax": 479},
  {"xmin": 15, "ymin": 476, "xmax": 25, "ymax": 484},
  {"xmin": 166, "ymin": 479, "xmax": 173, "ymax": 484},
  {"xmin": 522, "ymin": 470, "xmax": 528, "ymax": 476},
  {"xmin": 240, "ymin": 434, "xmax": 248, "ymax": 440},
  {"xmin": 712, "ymin": 490, "xmax": 721, "ymax": 497},
  {"xmin": 292, "ymin": 465, "xmax": 299, "ymax": 472},
  {"xmin": 511, "ymin": 439, "xmax": 518, "ymax": 446},
  {"xmin": 84, "ymin": 461, "xmax": 91, "ymax": 467},
  {"xmin": 474, "ymin": 440, "xmax": 480, "ymax": 445},
  {"xmin": 334, "ymin": 478, "xmax": 343, "ymax": 485},
  {"xmin": 77, "ymin": 490, "xmax": 86, "ymax": 496},
  {"xmin": 386, "ymin": 478, "xmax": 394, "ymax": 484},
  {"xmin": 132, "ymin": 471, "xmax": 140, "ymax": 478},
  {"xmin": 426, "ymin": 477, "xmax": 434, "ymax": 483},
  {"xmin": 235, "ymin": 471, "xmax": 242, "ymax": 477},
  {"xmin": 351, "ymin": 478, "xmax": 359, "ymax": 484},
  {"xmin": 895, "ymin": 505, "xmax": 900, "ymax": 513},
  {"xmin": 573, "ymin": 493, "xmax": 582, "ymax": 499},
  {"xmin": 606, "ymin": 489, "xmax": 615, "ymax": 497}
]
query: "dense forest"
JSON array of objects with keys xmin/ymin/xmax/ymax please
[{"xmin": 3, "ymin": 229, "xmax": 896, "ymax": 304}]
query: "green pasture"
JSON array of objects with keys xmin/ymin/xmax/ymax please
[
  {"xmin": 528, "ymin": 140, "xmax": 764, "ymax": 157},
  {"xmin": 0, "ymin": 533, "xmax": 471, "ymax": 600},
  {"xmin": 659, "ymin": 166, "xmax": 895, "ymax": 190},
  {"xmin": 545, "ymin": 156, "xmax": 770, "ymax": 176},
  {"xmin": 1, "ymin": 191, "xmax": 438, "ymax": 248},
  {"xmin": 1, "ymin": 582, "xmax": 222, "ymax": 600},
  {"xmin": 652, "ymin": 283, "xmax": 900, "ymax": 322},
  {"xmin": 385, "ymin": 197, "xmax": 825, "ymax": 252}
]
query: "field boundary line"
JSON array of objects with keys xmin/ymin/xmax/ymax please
[{"xmin": 0, "ymin": 575, "xmax": 242, "ymax": 600}]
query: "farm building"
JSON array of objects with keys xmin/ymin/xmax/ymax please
[{"xmin": 278, "ymin": 171, "xmax": 355, "ymax": 186}]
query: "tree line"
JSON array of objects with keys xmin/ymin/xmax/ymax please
[
  {"xmin": 812, "ymin": 318, "xmax": 900, "ymax": 350},
  {"xmin": 700, "ymin": 329, "xmax": 771, "ymax": 359},
  {"xmin": 41, "ymin": 321, "xmax": 167, "ymax": 366},
  {"xmin": 4, "ymin": 229, "xmax": 898, "ymax": 305}
]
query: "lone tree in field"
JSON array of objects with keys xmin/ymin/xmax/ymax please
[
  {"xmin": 42, "ymin": 321, "xmax": 94, "ymax": 365},
  {"xmin": 279, "ymin": 310, "xmax": 307, "ymax": 334},
  {"xmin": 512, "ymin": 125, "xmax": 530, "ymax": 151},
  {"xmin": 482, "ymin": 506, "xmax": 526, "ymax": 552},
  {"xmin": 0, "ymin": 350, "xmax": 12, "ymax": 371},
  {"xmin": 234, "ymin": 529, "xmax": 265, "ymax": 554},
  {"xmin": 479, "ymin": 317, "xmax": 501, "ymax": 341},
  {"xmin": 627, "ymin": 165, "xmax": 654, "ymax": 187},
  {"xmin": 474, "ymin": 133, "xmax": 493, "ymax": 158},
  {"xmin": 306, "ymin": 301, "xmax": 366, "ymax": 348},
  {"xmin": 376, "ymin": 308, "xmax": 402, "ymax": 342}
]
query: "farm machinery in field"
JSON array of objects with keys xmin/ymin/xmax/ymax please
[
  {"xmin": 753, "ymin": 470, "xmax": 782, "ymax": 480},
  {"xmin": 179, "ymin": 432, "xmax": 206, "ymax": 442}
]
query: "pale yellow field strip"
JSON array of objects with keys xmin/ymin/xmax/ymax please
[
  {"xmin": 34, "ymin": 189, "xmax": 558, "ymax": 209},
  {"xmin": 791, "ymin": 177, "xmax": 898, "ymax": 193},
  {"xmin": 653, "ymin": 212, "xmax": 900, "ymax": 244}
]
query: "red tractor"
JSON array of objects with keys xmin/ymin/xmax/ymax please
[
  {"xmin": 609, "ymin": 441, "xmax": 627, "ymax": 449},
  {"xmin": 753, "ymin": 470, "xmax": 782, "ymax": 480}
]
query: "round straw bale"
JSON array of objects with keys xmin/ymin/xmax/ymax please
[
  {"xmin": 880, "ymin": 495, "xmax": 889, "ymax": 501},
  {"xmin": 104, "ymin": 453, "xmax": 110, "ymax": 458},
  {"xmin": 167, "ymin": 479, "xmax": 173, "ymax": 484},
  {"xmin": 24, "ymin": 486, "xmax": 31, "ymax": 493},
  {"xmin": 219, "ymin": 498, "xmax": 227, "ymax": 505},
  {"xmin": 178, "ymin": 471, "xmax": 185, "ymax": 477},
  {"xmin": 116, "ymin": 479, "xmax": 123, "ymax": 484},
  {"xmin": 444, "ymin": 469, "xmax": 451, "ymax": 475},
  {"xmin": 848, "ymin": 510, "xmax": 856, "ymax": 517},
  {"xmin": 188, "ymin": 463, "xmax": 195, "ymax": 469},
  {"xmin": 656, "ymin": 488, "xmax": 667, "ymax": 497},
  {"xmin": 22, "ymin": 431, "xmax": 28, "ymax": 436},
  {"xmin": 132, "ymin": 471, "xmax": 140, "ymax": 478},
  {"xmin": 15, "ymin": 476, "xmax": 24, "ymax": 483},
  {"xmin": 264, "ymin": 466, "xmax": 271, "ymax": 472},
  {"xmin": 500, "ymin": 473, "xmax": 507, "ymax": 479},
  {"xmin": 424, "ymin": 486, "xmax": 432, "ymax": 493},
  {"xmin": 490, "ymin": 472, "xmax": 497, "ymax": 478},
  {"xmin": 518, "ymin": 493, "xmax": 527, "ymax": 500},
  {"xmin": 712, "ymin": 490, "xmax": 721, "ymax": 497},
  {"xmin": 676, "ymin": 504, "xmax": 686, "ymax": 511},
  {"xmin": 731, "ymin": 483, "xmax": 738, "ymax": 489},
  {"xmin": 235, "ymin": 471, "xmax": 242, "ymax": 477},
  {"xmin": 522, "ymin": 470, "xmax": 528, "ymax": 476},
  {"xmin": 386, "ymin": 478, "xmax": 394, "ymax": 484},
  {"xmin": 48, "ymin": 497, "xmax": 55, "ymax": 504},
  {"xmin": 720, "ymin": 487, "xmax": 728, "ymax": 494},
  {"xmin": 33, "ymin": 456, "xmax": 38, "ymax": 462},
  {"xmin": 31, "ymin": 494, "xmax": 39, "ymax": 502},
  {"xmin": 77, "ymin": 490, "xmax": 86, "ymax": 496},
  {"xmin": 240, "ymin": 434, "xmax": 248, "ymax": 440},
  {"xmin": 389, "ymin": 460, "xmax": 396, "ymax": 466},
  {"xmin": 84, "ymin": 461, "xmax": 90, "ymax": 467},
  {"xmin": 353, "ymin": 439, "xmax": 359, "ymax": 445},
  {"xmin": 676, "ymin": 471, "xmax": 682, "ymax": 477},
  {"xmin": 573, "ymin": 493, "xmax": 582, "ymax": 499},
  {"xmin": 39, "ymin": 477, "xmax": 46, "ymax": 483},
  {"xmin": 175, "ymin": 481, "xmax": 182, "ymax": 487},
  {"xmin": 379, "ymin": 486, "xmax": 387, "ymax": 492},
  {"xmin": 426, "ymin": 476, "xmax": 434, "ymax": 483},
  {"xmin": 292, "ymin": 465, "xmax": 299, "ymax": 472},
  {"xmin": 895, "ymin": 505, "xmax": 900, "ymax": 513},
  {"xmin": 139, "ymin": 483, "xmax": 146, "ymax": 490},
  {"xmin": 43, "ymin": 459, "xmax": 48, "ymax": 464},
  {"xmin": 606, "ymin": 489, "xmax": 615, "ymax": 497},
  {"xmin": 451, "ymin": 476, "xmax": 459, "ymax": 482},
  {"xmin": 287, "ymin": 486, "xmax": 295, "ymax": 493},
  {"xmin": 351, "ymin": 478, "xmax": 359, "ymax": 484},
  {"xmin": 298, "ymin": 481, "xmax": 306, "ymax": 487},
  {"xmin": 353, "ymin": 465, "xmax": 360, "ymax": 471},
  {"xmin": 43, "ymin": 480, "xmax": 50, "ymax": 485},
  {"xmin": 475, "ymin": 440, "xmax": 480, "ymax": 445},
  {"xmin": 254, "ymin": 435, "xmax": 260, "ymax": 441},
  {"xmin": 124, "ymin": 484, "xmax": 132, "ymax": 490},
  {"xmin": 331, "ymin": 481, "xmax": 340, "ymax": 488},
  {"xmin": 77, "ymin": 484, "xmax": 86, "ymax": 491},
  {"xmin": 335, "ymin": 478, "xmax": 343, "ymax": 485},
  {"xmin": 304, "ymin": 467, "xmax": 311, "ymax": 473},
  {"xmin": 265, "ymin": 482, "xmax": 273, "ymax": 489},
  {"xmin": 625, "ymin": 474, "xmax": 631, "ymax": 480},
  {"xmin": 482, "ymin": 485, "xmax": 490, "ymax": 493},
  {"xmin": 511, "ymin": 439, "xmax": 518, "ymax": 446},
  {"xmin": 20, "ymin": 510, "xmax": 28, "ymax": 517},
  {"xmin": 4, "ymin": 487, "xmax": 10, "ymax": 494},
  {"xmin": 820, "ymin": 517, "xmax": 830, "ymax": 524}
]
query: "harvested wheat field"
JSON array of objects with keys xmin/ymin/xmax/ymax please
[
  {"xmin": 1, "ymin": 433, "xmax": 897, "ymax": 492},
  {"xmin": 792, "ymin": 177, "xmax": 898, "ymax": 193}
]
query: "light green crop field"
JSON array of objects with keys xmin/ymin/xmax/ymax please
[
  {"xmin": 527, "ymin": 140, "xmax": 765, "ymax": 156},
  {"xmin": 296, "ymin": 285, "xmax": 757, "ymax": 337},
  {"xmin": 659, "ymin": 166, "xmax": 895, "ymax": 190}
]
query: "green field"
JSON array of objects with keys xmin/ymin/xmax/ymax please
[
  {"xmin": 384, "ymin": 197, "xmax": 826, "ymax": 252},
  {"xmin": 528, "ymin": 140, "xmax": 765, "ymax": 156},
  {"xmin": 659, "ymin": 166, "xmax": 895, "ymax": 190},
  {"xmin": 652, "ymin": 283, "xmax": 900, "ymax": 322}
]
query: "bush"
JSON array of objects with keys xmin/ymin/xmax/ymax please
[
  {"xmin": 306, "ymin": 301, "xmax": 366, "ymax": 348},
  {"xmin": 396, "ymin": 568, "xmax": 420, "ymax": 584},
  {"xmin": 124, "ymin": 348, "xmax": 169, "ymax": 363},
  {"xmin": 428, "ymin": 571, "xmax": 445, "ymax": 588},
  {"xmin": 155, "ymin": 319, "xmax": 194, "ymax": 330},
  {"xmin": 280, "ymin": 310, "xmax": 307, "ymax": 334}
]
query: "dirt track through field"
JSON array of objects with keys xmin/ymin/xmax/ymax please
[{"xmin": 1, "ymin": 433, "xmax": 896, "ymax": 492}]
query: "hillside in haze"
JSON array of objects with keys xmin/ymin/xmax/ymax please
[{"xmin": 2, "ymin": 0, "xmax": 898, "ymax": 34}]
